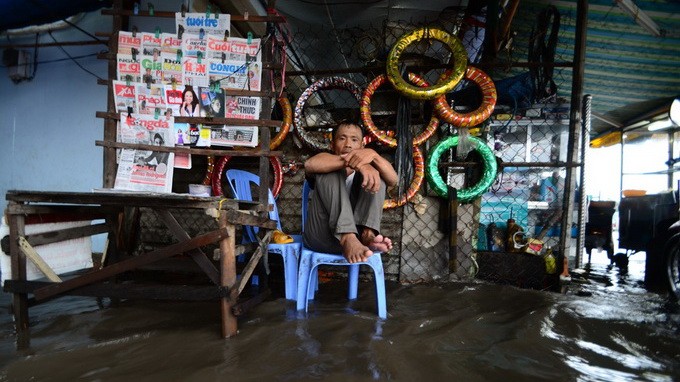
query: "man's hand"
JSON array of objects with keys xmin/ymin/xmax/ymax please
[
  {"xmin": 342, "ymin": 148, "xmax": 377, "ymax": 170},
  {"xmin": 357, "ymin": 164, "xmax": 381, "ymax": 194}
]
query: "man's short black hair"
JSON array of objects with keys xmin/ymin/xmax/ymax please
[{"xmin": 332, "ymin": 120, "xmax": 364, "ymax": 140}]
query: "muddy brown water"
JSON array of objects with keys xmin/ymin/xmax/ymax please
[{"xmin": 0, "ymin": 253, "xmax": 679, "ymax": 381}]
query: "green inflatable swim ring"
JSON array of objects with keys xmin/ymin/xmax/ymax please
[{"xmin": 426, "ymin": 135, "xmax": 497, "ymax": 203}]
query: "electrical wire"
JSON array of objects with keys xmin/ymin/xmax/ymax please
[{"xmin": 48, "ymin": 31, "xmax": 103, "ymax": 80}]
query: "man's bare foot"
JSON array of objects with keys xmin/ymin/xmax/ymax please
[
  {"xmin": 340, "ymin": 233, "xmax": 372, "ymax": 263},
  {"xmin": 360, "ymin": 228, "xmax": 393, "ymax": 253}
]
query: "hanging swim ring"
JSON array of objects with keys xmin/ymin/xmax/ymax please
[
  {"xmin": 433, "ymin": 66, "xmax": 497, "ymax": 127},
  {"xmin": 212, "ymin": 155, "xmax": 283, "ymax": 198},
  {"xmin": 294, "ymin": 77, "xmax": 362, "ymax": 151},
  {"xmin": 426, "ymin": 135, "xmax": 497, "ymax": 203},
  {"xmin": 361, "ymin": 73, "xmax": 440, "ymax": 147},
  {"xmin": 386, "ymin": 28, "xmax": 468, "ymax": 100}
]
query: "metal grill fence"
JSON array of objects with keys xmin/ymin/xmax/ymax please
[{"xmin": 137, "ymin": 4, "xmax": 578, "ymax": 290}]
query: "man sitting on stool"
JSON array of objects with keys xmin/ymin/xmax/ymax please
[{"xmin": 303, "ymin": 121, "xmax": 398, "ymax": 263}]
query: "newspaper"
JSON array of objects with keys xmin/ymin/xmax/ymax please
[
  {"xmin": 139, "ymin": 54, "xmax": 163, "ymax": 85},
  {"xmin": 112, "ymin": 80, "xmax": 137, "ymax": 113},
  {"xmin": 116, "ymin": 53, "xmax": 141, "ymax": 83},
  {"xmin": 206, "ymin": 36, "xmax": 261, "ymax": 62},
  {"xmin": 117, "ymin": 31, "xmax": 141, "ymax": 54},
  {"xmin": 160, "ymin": 52, "xmax": 183, "ymax": 85},
  {"xmin": 207, "ymin": 58, "xmax": 261, "ymax": 91},
  {"xmin": 114, "ymin": 113, "xmax": 175, "ymax": 193},
  {"xmin": 210, "ymin": 125, "xmax": 258, "ymax": 147},
  {"xmin": 140, "ymin": 32, "xmax": 162, "ymax": 56},
  {"xmin": 160, "ymin": 32, "xmax": 182, "ymax": 54},
  {"xmin": 135, "ymin": 83, "xmax": 167, "ymax": 115},
  {"xmin": 175, "ymin": 12, "xmax": 230, "ymax": 38},
  {"xmin": 181, "ymin": 33, "xmax": 207, "ymax": 58},
  {"xmin": 225, "ymin": 95, "xmax": 261, "ymax": 119},
  {"xmin": 182, "ymin": 56, "xmax": 208, "ymax": 87}
]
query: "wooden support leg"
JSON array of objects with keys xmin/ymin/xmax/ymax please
[
  {"xmin": 219, "ymin": 211, "xmax": 237, "ymax": 338},
  {"xmin": 8, "ymin": 211, "xmax": 29, "ymax": 348}
]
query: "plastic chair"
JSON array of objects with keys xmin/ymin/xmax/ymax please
[
  {"xmin": 296, "ymin": 180, "xmax": 387, "ymax": 319},
  {"xmin": 225, "ymin": 169, "xmax": 301, "ymax": 300}
]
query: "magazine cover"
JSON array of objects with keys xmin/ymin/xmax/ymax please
[
  {"xmin": 160, "ymin": 52, "xmax": 183, "ymax": 85},
  {"xmin": 116, "ymin": 53, "xmax": 141, "ymax": 83},
  {"xmin": 175, "ymin": 12, "xmax": 230, "ymax": 38},
  {"xmin": 163, "ymin": 85, "xmax": 183, "ymax": 115},
  {"xmin": 225, "ymin": 96, "xmax": 261, "ymax": 120},
  {"xmin": 206, "ymin": 36, "xmax": 261, "ymax": 62},
  {"xmin": 114, "ymin": 113, "xmax": 175, "ymax": 193},
  {"xmin": 198, "ymin": 86, "xmax": 225, "ymax": 118},
  {"xmin": 160, "ymin": 32, "xmax": 182, "ymax": 54},
  {"xmin": 182, "ymin": 56, "xmax": 208, "ymax": 87},
  {"xmin": 117, "ymin": 31, "xmax": 141, "ymax": 54},
  {"xmin": 210, "ymin": 125, "xmax": 258, "ymax": 147},
  {"xmin": 139, "ymin": 54, "xmax": 163, "ymax": 85},
  {"xmin": 207, "ymin": 59, "xmax": 261, "ymax": 91},
  {"xmin": 140, "ymin": 32, "xmax": 162, "ymax": 56},
  {"xmin": 135, "ymin": 83, "xmax": 167, "ymax": 115},
  {"xmin": 181, "ymin": 33, "xmax": 207, "ymax": 58},
  {"xmin": 171, "ymin": 121, "xmax": 192, "ymax": 169},
  {"xmin": 112, "ymin": 80, "xmax": 137, "ymax": 113}
]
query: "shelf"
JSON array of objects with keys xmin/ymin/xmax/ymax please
[
  {"xmin": 101, "ymin": 9, "xmax": 286, "ymax": 23},
  {"xmin": 96, "ymin": 140, "xmax": 282, "ymax": 157},
  {"xmin": 95, "ymin": 111, "xmax": 285, "ymax": 128}
]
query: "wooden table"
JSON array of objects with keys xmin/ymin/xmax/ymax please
[{"xmin": 3, "ymin": 190, "xmax": 276, "ymax": 347}]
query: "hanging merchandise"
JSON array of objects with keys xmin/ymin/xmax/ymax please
[
  {"xmin": 294, "ymin": 77, "xmax": 362, "ymax": 151},
  {"xmin": 529, "ymin": 5, "xmax": 560, "ymax": 102},
  {"xmin": 211, "ymin": 155, "xmax": 283, "ymax": 198},
  {"xmin": 426, "ymin": 135, "xmax": 497, "ymax": 203},
  {"xmin": 361, "ymin": 73, "xmax": 440, "ymax": 147},
  {"xmin": 386, "ymin": 28, "xmax": 468, "ymax": 100},
  {"xmin": 432, "ymin": 66, "xmax": 497, "ymax": 128}
]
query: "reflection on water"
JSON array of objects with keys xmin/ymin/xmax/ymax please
[{"xmin": 0, "ymin": 251, "xmax": 679, "ymax": 381}]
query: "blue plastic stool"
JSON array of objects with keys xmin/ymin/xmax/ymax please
[
  {"xmin": 226, "ymin": 169, "xmax": 301, "ymax": 300},
  {"xmin": 296, "ymin": 180, "xmax": 388, "ymax": 319},
  {"xmin": 296, "ymin": 248, "xmax": 387, "ymax": 319}
]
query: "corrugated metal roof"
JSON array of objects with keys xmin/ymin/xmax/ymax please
[{"xmin": 511, "ymin": 0, "xmax": 680, "ymax": 136}]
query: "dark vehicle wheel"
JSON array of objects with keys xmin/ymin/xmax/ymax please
[{"xmin": 666, "ymin": 239, "xmax": 680, "ymax": 300}]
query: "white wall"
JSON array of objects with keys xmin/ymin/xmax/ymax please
[
  {"xmin": 0, "ymin": 11, "xmax": 112, "ymax": 252},
  {"xmin": 0, "ymin": 11, "xmax": 111, "ymax": 211}
]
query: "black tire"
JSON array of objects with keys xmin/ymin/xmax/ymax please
[{"xmin": 666, "ymin": 239, "xmax": 680, "ymax": 301}]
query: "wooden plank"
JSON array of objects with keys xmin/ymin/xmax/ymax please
[
  {"xmin": 5, "ymin": 280, "xmax": 226, "ymax": 301},
  {"xmin": 156, "ymin": 209, "xmax": 220, "ymax": 285},
  {"xmin": 218, "ymin": 213, "xmax": 238, "ymax": 338},
  {"xmin": 5, "ymin": 190, "xmax": 243, "ymax": 210},
  {"xmin": 24, "ymin": 223, "xmax": 108, "ymax": 247},
  {"xmin": 232, "ymin": 289, "xmax": 271, "ymax": 316},
  {"xmin": 94, "ymin": 111, "xmax": 285, "ymax": 128},
  {"xmin": 94, "ymin": 140, "xmax": 282, "ymax": 158},
  {"xmin": 17, "ymin": 237, "xmax": 62, "ymax": 282},
  {"xmin": 33, "ymin": 228, "xmax": 230, "ymax": 301},
  {"xmin": 224, "ymin": 209, "xmax": 277, "ymax": 229},
  {"xmin": 8, "ymin": 211, "xmax": 29, "ymax": 342},
  {"xmin": 234, "ymin": 230, "xmax": 273, "ymax": 296},
  {"xmin": 5, "ymin": 204, "xmax": 118, "ymax": 217},
  {"xmin": 100, "ymin": 8, "xmax": 286, "ymax": 23}
]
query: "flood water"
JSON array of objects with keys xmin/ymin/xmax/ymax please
[{"xmin": 1, "ymin": 251, "xmax": 679, "ymax": 381}]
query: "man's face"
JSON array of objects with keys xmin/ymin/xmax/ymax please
[{"xmin": 331, "ymin": 124, "xmax": 363, "ymax": 155}]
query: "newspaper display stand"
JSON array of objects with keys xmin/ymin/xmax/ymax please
[{"xmin": 4, "ymin": 0, "xmax": 286, "ymax": 346}]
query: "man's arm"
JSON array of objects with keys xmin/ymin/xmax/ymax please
[
  {"xmin": 304, "ymin": 152, "xmax": 346, "ymax": 175},
  {"xmin": 344, "ymin": 149, "xmax": 398, "ymax": 187}
]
